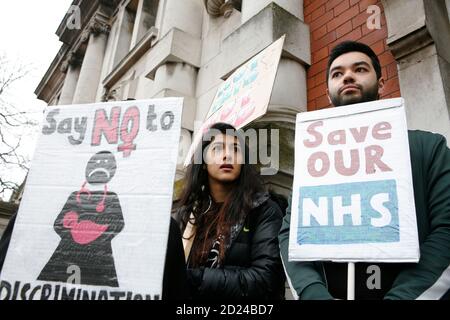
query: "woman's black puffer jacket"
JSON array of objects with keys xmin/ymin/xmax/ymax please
[{"xmin": 175, "ymin": 193, "xmax": 286, "ymax": 300}]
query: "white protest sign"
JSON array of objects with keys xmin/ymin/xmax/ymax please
[
  {"xmin": 0, "ymin": 98, "xmax": 182, "ymax": 300},
  {"xmin": 184, "ymin": 35, "xmax": 285, "ymax": 166},
  {"xmin": 289, "ymin": 98, "xmax": 419, "ymax": 262}
]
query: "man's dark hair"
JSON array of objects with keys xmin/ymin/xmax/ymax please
[{"xmin": 326, "ymin": 41, "xmax": 382, "ymax": 82}]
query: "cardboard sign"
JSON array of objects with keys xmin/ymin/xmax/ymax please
[
  {"xmin": 289, "ymin": 98, "xmax": 419, "ymax": 262},
  {"xmin": 0, "ymin": 98, "xmax": 183, "ymax": 300},
  {"xmin": 184, "ymin": 35, "xmax": 285, "ymax": 166}
]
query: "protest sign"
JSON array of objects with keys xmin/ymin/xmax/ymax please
[
  {"xmin": 184, "ymin": 35, "xmax": 285, "ymax": 166},
  {"xmin": 0, "ymin": 98, "xmax": 182, "ymax": 300},
  {"xmin": 289, "ymin": 98, "xmax": 419, "ymax": 262}
]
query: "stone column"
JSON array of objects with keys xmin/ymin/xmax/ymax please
[
  {"xmin": 382, "ymin": 0, "xmax": 450, "ymax": 142},
  {"xmin": 253, "ymin": 58, "xmax": 307, "ymax": 198},
  {"xmin": 146, "ymin": 0, "xmax": 203, "ymax": 195},
  {"xmin": 155, "ymin": 0, "xmax": 203, "ymax": 38},
  {"xmin": 152, "ymin": 62, "xmax": 197, "ymax": 179},
  {"xmin": 209, "ymin": 2, "xmax": 310, "ymax": 198},
  {"xmin": 72, "ymin": 16, "xmax": 110, "ymax": 104},
  {"xmin": 58, "ymin": 52, "xmax": 81, "ymax": 105}
]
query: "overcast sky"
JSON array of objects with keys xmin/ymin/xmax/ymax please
[{"xmin": 0, "ymin": 0, "xmax": 73, "ymax": 200}]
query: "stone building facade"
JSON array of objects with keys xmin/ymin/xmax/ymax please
[{"xmin": 34, "ymin": 0, "xmax": 450, "ymax": 200}]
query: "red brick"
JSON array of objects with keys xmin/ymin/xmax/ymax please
[
  {"xmin": 314, "ymin": 72, "xmax": 328, "ymax": 90},
  {"xmin": 304, "ymin": 0, "xmax": 313, "ymax": 6},
  {"xmin": 391, "ymin": 90, "xmax": 401, "ymax": 98},
  {"xmin": 305, "ymin": 0, "xmax": 328, "ymax": 16},
  {"xmin": 307, "ymin": 100, "xmax": 317, "ymax": 111},
  {"xmin": 359, "ymin": 27, "xmax": 386, "ymax": 46},
  {"xmin": 381, "ymin": 13, "xmax": 387, "ymax": 26},
  {"xmin": 327, "ymin": 4, "xmax": 360, "ymax": 31},
  {"xmin": 336, "ymin": 21, "xmax": 352, "ymax": 38},
  {"xmin": 371, "ymin": 40, "xmax": 385, "ymax": 55},
  {"xmin": 333, "ymin": 27, "xmax": 362, "ymax": 46},
  {"xmin": 361, "ymin": 22, "xmax": 376, "ymax": 36},
  {"xmin": 326, "ymin": 0, "xmax": 346, "ymax": 12},
  {"xmin": 304, "ymin": 13, "xmax": 312, "ymax": 24},
  {"xmin": 314, "ymin": 72, "xmax": 328, "ymax": 88},
  {"xmin": 309, "ymin": 83, "xmax": 328, "ymax": 100},
  {"xmin": 312, "ymin": 31, "xmax": 337, "ymax": 52},
  {"xmin": 313, "ymin": 24, "xmax": 328, "ymax": 40},
  {"xmin": 308, "ymin": 58, "xmax": 329, "ymax": 77},
  {"xmin": 381, "ymin": 90, "xmax": 401, "ymax": 99},
  {"xmin": 334, "ymin": 0, "xmax": 350, "ymax": 17},
  {"xmin": 387, "ymin": 61, "xmax": 398, "ymax": 79},
  {"xmin": 350, "ymin": 0, "xmax": 359, "ymax": 6},
  {"xmin": 307, "ymin": 76, "xmax": 315, "ymax": 90},
  {"xmin": 382, "ymin": 66, "xmax": 388, "ymax": 80},
  {"xmin": 313, "ymin": 46, "xmax": 329, "ymax": 64},
  {"xmin": 382, "ymin": 76, "xmax": 400, "ymax": 96},
  {"xmin": 318, "ymin": 104, "xmax": 333, "ymax": 110},
  {"xmin": 352, "ymin": 11, "xmax": 369, "ymax": 29},
  {"xmin": 311, "ymin": 5, "xmax": 326, "ymax": 22},
  {"xmin": 310, "ymin": 10, "xmax": 334, "ymax": 31},
  {"xmin": 378, "ymin": 51, "xmax": 395, "ymax": 67},
  {"xmin": 316, "ymin": 95, "xmax": 331, "ymax": 109}
]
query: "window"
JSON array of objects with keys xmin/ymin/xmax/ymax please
[{"xmin": 112, "ymin": 0, "xmax": 159, "ymax": 67}]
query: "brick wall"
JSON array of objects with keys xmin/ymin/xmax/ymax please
[{"xmin": 304, "ymin": 0, "xmax": 401, "ymax": 111}]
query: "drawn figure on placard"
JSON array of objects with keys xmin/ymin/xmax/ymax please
[{"xmin": 38, "ymin": 151, "xmax": 124, "ymax": 287}]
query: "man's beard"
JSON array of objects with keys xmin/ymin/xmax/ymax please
[{"xmin": 330, "ymin": 82, "xmax": 379, "ymax": 107}]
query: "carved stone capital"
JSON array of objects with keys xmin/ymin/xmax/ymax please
[
  {"xmin": 80, "ymin": 14, "xmax": 110, "ymax": 43},
  {"xmin": 101, "ymin": 88, "xmax": 119, "ymax": 102},
  {"xmin": 60, "ymin": 51, "xmax": 82, "ymax": 73},
  {"xmin": 80, "ymin": 28, "xmax": 91, "ymax": 43},
  {"xmin": 204, "ymin": 0, "xmax": 235, "ymax": 18},
  {"xmin": 89, "ymin": 17, "xmax": 111, "ymax": 36}
]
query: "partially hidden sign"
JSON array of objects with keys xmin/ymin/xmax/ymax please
[
  {"xmin": 184, "ymin": 35, "xmax": 285, "ymax": 166},
  {"xmin": 289, "ymin": 98, "xmax": 419, "ymax": 262},
  {"xmin": 0, "ymin": 98, "xmax": 182, "ymax": 300}
]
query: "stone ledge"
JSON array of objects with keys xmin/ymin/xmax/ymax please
[
  {"xmin": 144, "ymin": 28, "xmax": 202, "ymax": 80},
  {"xmin": 219, "ymin": 2, "xmax": 310, "ymax": 80},
  {"xmin": 387, "ymin": 26, "xmax": 433, "ymax": 61}
]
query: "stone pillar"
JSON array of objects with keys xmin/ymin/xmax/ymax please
[
  {"xmin": 254, "ymin": 58, "xmax": 307, "ymax": 198},
  {"xmin": 209, "ymin": 2, "xmax": 309, "ymax": 197},
  {"xmin": 155, "ymin": 0, "xmax": 203, "ymax": 38},
  {"xmin": 382, "ymin": 0, "xmax": 450, "ymax": 142},
  {"xmin": 266, "ymin": 58, "xmax": 307, "ymax": 121},
  {"xmin": 72, "ymin": 16, "xmax": 110, "ymax": 104},
  {"xmin": 58, "ymin": 52, "xmax": 81, "ymax": 105},
  {"xmin": 146, "ymin": 0, "xmax": 203, "ymax": 195},
  {"xmin": 152, "ymin": 62, "xmax": 197, "ymax": 180}
]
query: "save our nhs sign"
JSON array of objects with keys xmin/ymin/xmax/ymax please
[{"xmin": 289, "ymin": 98, "xmax": 420, "ymax": 262}]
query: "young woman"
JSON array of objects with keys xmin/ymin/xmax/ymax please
[{"xmin": 174, "ymin": 122, "xmax": 285, "ymax": 300}]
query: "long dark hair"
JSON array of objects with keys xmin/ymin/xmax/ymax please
[{"xmin": 178, "ymin": 122, "xmax": 264, "ymax": 267}]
